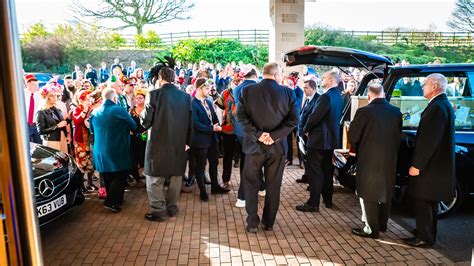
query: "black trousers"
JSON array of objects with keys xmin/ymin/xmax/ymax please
[
  {"xmin": 102, "ymin": 170, "xmax": 127, "ymax": 206},
  {"xmin": 414, "ymin": 199, "xmax": 438, "ymax": 244},
  {"xmin": 222, "ymin": 134, "xmax": 237, "ymax": 182},
  {"xmin": 191, "ymin": 142, "xmax": 219, "ymax": 195},
  {"xmin": 361, "ymin": 198, "xmax": 391, "ymax": 234},
  {"xmin": 286, "ymin": 129, "xmax": 303, "ymax": 164},
  {"xmin": 243, "ymin": 147, "xmax": 285, "ymax": 228},
  {"xmin": 237, "ymin": 152, "xmax": 265, "ymax": 200},
  {"xmin": 306, "ymin": 149, "xmax": 334, "ymax": 207}
]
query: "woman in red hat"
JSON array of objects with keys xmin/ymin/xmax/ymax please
[{"xmin": 73, "ymin": 90, "xmax": 97, "ymax": 192}]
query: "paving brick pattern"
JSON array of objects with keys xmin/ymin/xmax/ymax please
[{"xmin": 41, "ymin": 165, "xmax": 453, "ymax": 265}]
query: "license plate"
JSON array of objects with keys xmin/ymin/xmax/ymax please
[{"xmin": 37, "ymin": 194, "xmax": 67, "ymax": 218}]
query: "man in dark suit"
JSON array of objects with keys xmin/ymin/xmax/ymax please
[
  {"xmin": 295, "ymin": 79, "xmax": 320, "ymax": 184},
  {"xmin": 237, "ymin": 63, "xmax": 298, "ymax": 233},
  {"xmin": 141, "ymin": 64, "xmax": 193, "ymax": 222},
  {"xmin": 348, "ymin": 83, "xmax": 402, "ymax": 238},
  {"xmin": 296, "ymin": 71, "xmax": 344, "ymax": 212},
  {"xmin": 190, "ymin": 78, "xmax": 230, "ymax": 202},
  {"xmin": 405, "ymin": 73, "xmax": 455, "ymax": 247}
]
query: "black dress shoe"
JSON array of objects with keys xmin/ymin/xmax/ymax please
[
  {"xmin": 351, "ymin": 228, "xmax": 379, "ymax": 239},
  {"xmin": 325, "ymin": 202, "xmax": 333, "ymax": 209},
  {"xmin": 306, "ymin": 185, "xmax": 311, "ymax": 191},
  {"xmin": 200, "ymin": 193, "xmax": 209, "ymax": 202},
  {"xmin": 262, "ymin": 224, "xmax": 273, "ymax": 231},
  {"xmin": 380, "ymin": 226, "xmax": 387, "ymax": 233},
  {"xmin": 404, "ymin": 238, "xmax": 434, "ymax": 248},
  {"xmin": 144, "ymin": 213, "xmax": 167, "ymax": 222},
  {"xmin": 103, "ymin": 204, "xmax": 121, "ymax": 213},
  {"xmin": 295, "ymin": 203, "xmax": 319, "ymax": 212},
  {"xmin": 168, "ymin": 209, "xmax": 178, "ymax": 217},
  {"xmin": 246, "ymin": 226, "xmax": 258, "ymax": 233},
  {"xmin": 211, "ymin": 186, "xmax": 230, "ymax": 194}
]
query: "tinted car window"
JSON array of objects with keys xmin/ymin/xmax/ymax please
[{"xmin": 390, "ymin": 72, "xmax": 474, "ymax": 131}]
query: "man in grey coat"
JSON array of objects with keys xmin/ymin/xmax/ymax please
[{"xmin": 141, "ymin": 64, "xmax": 193, "ymax": 222}]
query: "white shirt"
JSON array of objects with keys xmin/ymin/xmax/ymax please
[
  {"xmin": 24, "ymin": 89, "xmax": 43, "ymax": 122},
  {"xmin": 306, "ymin": 93, "xmax": 316, "ymax": 103}
]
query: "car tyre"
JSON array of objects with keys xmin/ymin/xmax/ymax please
[
  {"xmin": 74, "ymin": 192, "xmax": 85, "ymax": 206},
  {"xmin": 437, "ymin": 181, "xmax": 468, "ymax": 218}
]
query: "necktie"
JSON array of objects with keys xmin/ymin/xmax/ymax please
[
  {"xmin": 202, "ymin": 100, "xmax": 212, "ymax": 122},
  {"xmin": 28, "ymin": 93, "xmax": 35, "ymax": 126},
  {"xmin": 303, "ymin": 98, "xmax": 309, "ymax": 110}
]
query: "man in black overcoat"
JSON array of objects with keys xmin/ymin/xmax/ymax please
[
  {"xmin": 405, "ymin": 73, "xmax": 455, "ymax": 247},
  {"xmin": 295, "ymin": 79, "xmax": 320, "ymax": 184},
  {"xmin": 348, "ymin": 83, "xmax": 402, "ymax": 239},
  {"xmin": 141, "ymin": 64, "xmax": 193, "ymax": 222},
  {"xmin": 236, "ymin": 63, "xmax": 298, "ymax": 233},
  {"xmin": 296, "ymin": 71, "xmax": 343, "ymax": 212}
]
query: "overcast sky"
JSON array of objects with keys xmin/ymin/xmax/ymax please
[{"xmin": 15, "ymin": 0, "xmax": 457, "ymax": 34}]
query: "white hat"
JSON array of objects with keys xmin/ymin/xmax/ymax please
[{"xmin": 240, "ymin": 64, "xmax": 258, "ymax": 77}]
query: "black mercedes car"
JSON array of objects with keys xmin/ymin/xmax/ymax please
[
  {"xmin": 284, "ymin": 46, "xmax": 474, "ymax": 217},
  {"xmin": 30, "ymin": 143, "xmax": 84, "ymax": 225}
]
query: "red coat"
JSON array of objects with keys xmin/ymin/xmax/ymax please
[{"xmin": 73, "ymin": 105, "xmax": 90, "ymax": 144}]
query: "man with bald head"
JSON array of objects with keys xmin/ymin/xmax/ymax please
[
  {"xmin": 405, "ymin": 73, "xmax": 455, "ymax": 247},
  {"xmin": 237, "ymin": 62, "xmax": 298, "ymax": 233},
  {"xmin": 109, "ymin": 80, "xmax": 129, "ymax": 109},
  {"xmin": 348, "ymin": 83, "xmax": 402, "ymax": 239},
  {"xmin": 296, "ymin": 71, "xmax": 344, "ymax": 212}
]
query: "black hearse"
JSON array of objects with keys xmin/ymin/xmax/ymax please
[{"xmin": 284, "ymin": 46, "xmax": 474, "ymax": 217}]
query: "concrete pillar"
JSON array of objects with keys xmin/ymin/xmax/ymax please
[{"xmin": 269, "ymin": 0, "xmax": 305, "ymax": 66}]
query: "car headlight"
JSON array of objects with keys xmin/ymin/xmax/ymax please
[{"xmin": 68, "ymin": 157, "xmax": 77, "ymax": 178}]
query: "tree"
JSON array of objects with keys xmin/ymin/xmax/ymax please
[
  {"xmin": 22, "ymin": 23, "xmax": 49, "ymax": 43},
  {"xmin": 135, "ymin": 30, "xmax": 162, "ymax": 48},
  {"xmin": 169, "ymin": 38, "xmax": 268, "ymax": 67},
  {"xmin": 72, "ymin": 0, "xmax": 194, "ymax": 34},
  {"xmin": 447, "ymin": 0, "xmax": 474, "ymax": 32}
]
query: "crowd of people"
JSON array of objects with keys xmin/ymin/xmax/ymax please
[{"xmin": 24, "ymin": 55, "xmax": 454, "ymax": 248}]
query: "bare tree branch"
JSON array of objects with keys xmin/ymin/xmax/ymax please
[
  {"xmin": 71, "ymin": 0, "xmax": 194, "ymax": 34},
  {"xmin": 447, "ymin": 0, "xmax": 474, "ymax": 32}
]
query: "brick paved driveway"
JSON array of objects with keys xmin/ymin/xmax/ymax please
[{"xmin": 41, "ymin": 166, "xmax": 454, "ymax": 265}]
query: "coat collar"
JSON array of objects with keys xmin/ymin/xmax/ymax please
[
  {"xmin": 241, "ymin": 79, "xmax": 257, "ymax": 85},
  {"xmin": 429, "ymin": 93, "xmax": 447, "ymax": 103},
  {"xmin": 160, "ymin": 83, "xmax": 178, "ymax": 90},
  {"xmin": 369, "ymin": 98, "xmax": 388, "ymax": 105},
  {"xmin": 104, "ymin": 99, "xmax": 117, "ymax": 106},
  {"xmin": 194, "ymin": 98, "xmax": 213, "ymax": 123},
  {"xmin": 324, "ymin": 86, "xmax": 339, "ymax": 94}
]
